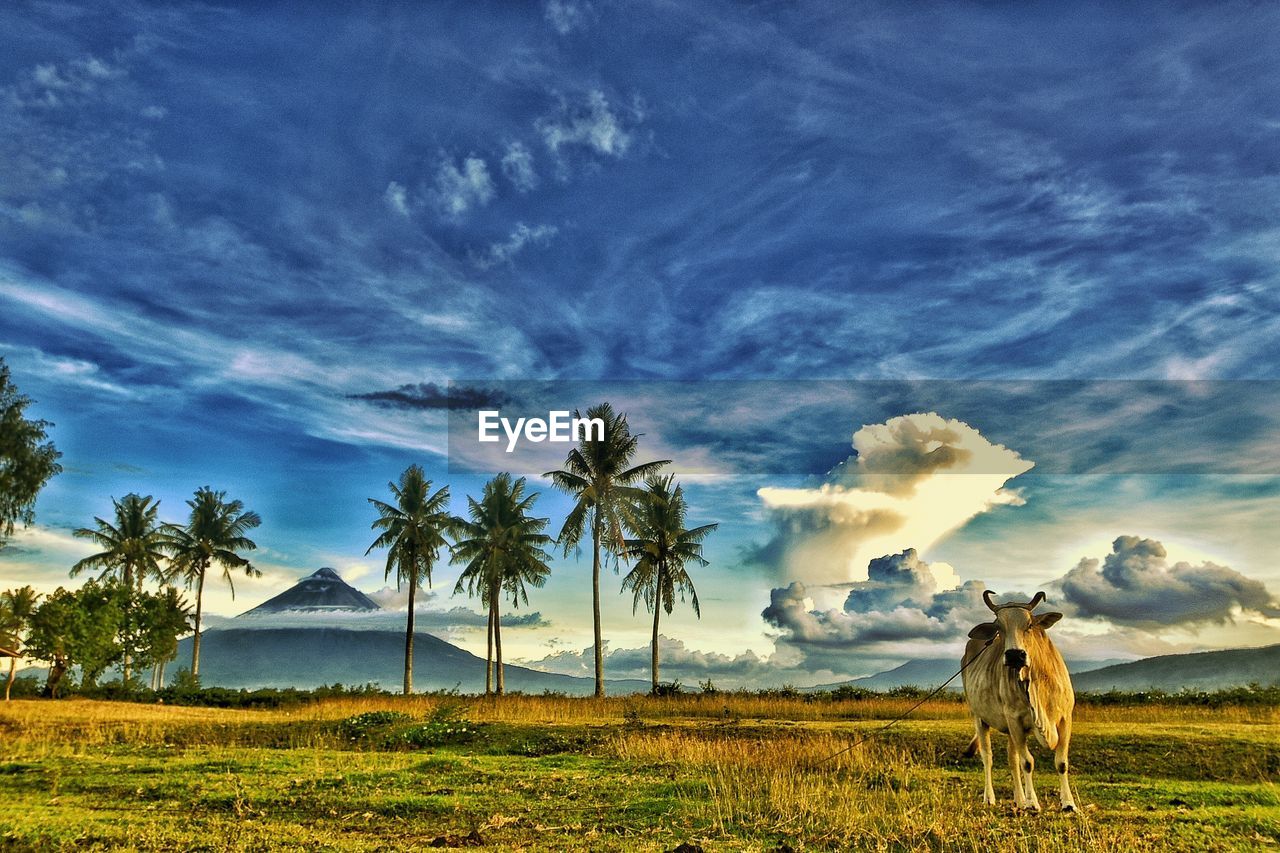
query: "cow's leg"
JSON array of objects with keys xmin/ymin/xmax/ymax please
[
  {"xmin": 973, "ymin": 718, "xmax": 995, "ymax": 805},
  {"xmin": 1006, "ymin": 734, "xmax": 1027, "ymax": 810},
  {"xmin": 1008, "ymin": 727, "xmax": 1040, "ymax": 812},
  {"xmin": 1055, "ymin": 715, "xmax": 1076, "ymax": 813}
]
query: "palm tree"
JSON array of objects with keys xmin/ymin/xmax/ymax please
[
  {"xmin": 72, "ymin": 493, "xmax": 170, "ymax": 684},
  {"xmin": 165, "ymin": 487, "xmax": 261, "ymax": 679},
  {"xmin": 546, "ymin": 403, "xmax": 668, "ymax": 696},
  {"xmin": 0, "ymin": 586, "xmax": 39, "ymax": 701},
  {"xmin": 366, "ymin": 465, "xmax": 454, "ymax": 695},
  {"xmin": 621, "ymin": 475, "xmax": 717, "ymax": 694},
  {"xmin": 452, "ymin": 473, "xmax": 553, "ymax": 695}
]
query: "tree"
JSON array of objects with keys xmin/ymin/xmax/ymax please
[
  {"xmin": 0, "ymin": 359, "xmax": 62, "ymax": 550},
  {"xmin": 366, "ymin": 465, "xmax": 454, "ymax": 695},
  {"xmin": 133, "ymin": 585, "xmax": 193, "ymax": 689},
  {"xmin": 165, "ymin": 487, "xmax": 261, "ymax": 679},
  {"xmin": 0, "ymin": 586, "xmax": 40, "ymax": 701},
  {"xmin": 546, "ymin": 402, "xmax": 668, "ymax": 696},
  {"xmin": 620, "ymin": 475, "xmax": 717, "ymax": 693},
  {"xmin": 452, "ymin": 473, "xmax": 553, "ymax": 695},
  {"xmin": 25, "ymin": 580, "xmax": 126, "ymax": 697},
  {"xmin": 71, "ymin": 494, "xmax": 171, "ymax": 684}
]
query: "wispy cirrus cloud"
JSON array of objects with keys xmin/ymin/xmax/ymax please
[{"xmin": 433, "ymin": 154, "xmax": 496, "ymax": 217}]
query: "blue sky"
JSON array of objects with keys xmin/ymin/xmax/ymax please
[{"xmin": 3, "ymin": 1, "xmax": 1280, "ymax": 687}]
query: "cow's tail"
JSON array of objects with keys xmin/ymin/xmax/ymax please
[{"xmin": 963, "ymin": 736, "xmax": 979, "ymax": 758}]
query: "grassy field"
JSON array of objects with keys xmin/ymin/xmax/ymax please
[{"xmin": 1, "ymin": 694, "xmax": 1277, "ymax": 851}]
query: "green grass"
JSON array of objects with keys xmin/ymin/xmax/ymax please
[{"xmin": 1, "ymin": 698, "xmax": 1277, "ymax": 851}]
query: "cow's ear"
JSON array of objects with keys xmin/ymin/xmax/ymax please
[
  {"xmin": 968, "ymin": 622, "xmax": 999, "ymax": 640},
  {"xmin": 1034, "ymin": 612, "xmax": 1063, "ymax": 630}
]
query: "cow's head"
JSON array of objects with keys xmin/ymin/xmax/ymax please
[{"xmin": 968, "ymin": 590, "xmax": 1062, "ymax": 670}]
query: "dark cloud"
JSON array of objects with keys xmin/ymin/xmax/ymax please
[
  {"xmin": 844, "ymin": 549, "xmax": 939, "ymax": 611},
  {"xmin": 347, "ymin": 383, "xmax": 507, "ymax": 411},
  {"xmin": 759, "ymin": 551, "xmax": 1023, "ymax": 676},
  {"xmin": 1060, "ymin": 535, "xmax": 1280, "ymax": 626},
  {"xmin": 762, "ymin": 552, "xmax": 992, "ymax": 648}
]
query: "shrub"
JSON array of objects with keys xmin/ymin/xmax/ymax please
[
  {"xmin": 339, "ymin": 710, "xmax": 413, "ymax": 741},
  {"xmin": 392, "ymin": 705, "xmax": 476, "ymax": 748}
]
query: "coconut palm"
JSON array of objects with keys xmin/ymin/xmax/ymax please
[
  {"xmin": 72, "ymin": 493, "xmax": 171, "ymax": 684},
  {"xmin": 452, "ymin": 473, "xmax": 553, "ymax": 695},
  {"xmin": 620, "ymin": 475, "xmax": 717, "ymax": 694},
  {"xmin": 366, "ymin": 465, "xmax": 454, "ymax": 695},
  {"xmin": 165, "ymin": 487, "xmax": 261, "ymax": 679},
  {"xmin": 0, "ymin": 586, "xmax": 39, "ymax": 700},
  {"xmin": 546, "ymin": 402, "xmax": 668, "ymax": 696}
]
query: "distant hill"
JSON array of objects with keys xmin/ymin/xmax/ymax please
[
  {"xmin": 805, "ymin": 656, "xmax": 1129, "ymax": 693},
  {"xmin": 1073, "ymin": 644, "xmax": 1280, "ymax": 692},
  {"xmin": 177, "ymin": 627, "xmax": 653, "ymax": 695}
]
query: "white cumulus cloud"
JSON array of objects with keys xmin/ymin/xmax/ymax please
[{"xmin": 756, "ymin": 412, "xmax": 1034, "ymax": 590}]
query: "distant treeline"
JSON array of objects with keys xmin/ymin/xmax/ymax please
[{"xmin": 7, "ymin": 674, "xmax": 1279, "ymax": 709}]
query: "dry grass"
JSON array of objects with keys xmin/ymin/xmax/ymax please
[
  {"xmin": 1, "ymin": 695, "xmax": 1277, "ymax": 850},
  {"xmin": 3, "ymin": 693, "xmax": 1275, "ymax": 754}
]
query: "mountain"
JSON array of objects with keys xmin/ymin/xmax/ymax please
[
  {"xmin": 1072, "ymin": 643, "xmax": 1280, "ymax": 692},
  {"xmin": 239, "ymin": 567, "xmax": 379, "ymax": 615},
  {"xmin": 804, "ymin": 656, "xmax": 1129, "ymax": 693},
  {"xmin": 176, "ymin": 627, "xmax": 653, "ymax": 695}
]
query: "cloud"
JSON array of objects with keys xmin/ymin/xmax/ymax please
[
  {"xmin": 433, "ymin": 155, "xmax": 495, "ymax": 217},
  {"xmin": 15, "ymin": 55, "xmax": 126, "ymax": 110},
  {"xmin": 475, "ymin": 223, "xmax": 558, "ymax": 269},
  {"xmin": 762, "ymin": 557, "xmax": 991, "ymax": 650},
  {"xmin": 225, "ymin": 604, "xmax": 548, "ymax": 632},
  {"xmin": 543, "ymin": 0, "xmax": 591, "ymax": 35},
  {"xmin": 753, "ymin": 412, "xmax": 1033, "ymax": 588},
  {"xmin": 537, "ymin": 90, "xmax": 632, "ymax": 160},
  {"xmin": 760, "ymin": 548, "xmax": 1008, "ymax": 678},
  {"xmin": 500, "ymin": 142, "xmax": 538, "ymax": 192},
  {"xmin": 1060, "ymin": 535, "xmax": 1280, "ymax": 626},
  {"xmin": 522, "ymin": 636, "xmax": 792, "ymax": 687},
  {"xmin": 844, "ymin": 548, "xmax": 959, "ymax": 612},
  {"xmin": 347, "ymin": 382, "xmax": 507, "ymax": 411},
  {"xmin": 383, "ymin": 181, "xmax": 410, "ymax": 216}
]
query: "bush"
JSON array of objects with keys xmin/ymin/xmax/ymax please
[
  {"xmin": 391, "ymin": 705, "xmax": 476, "ymax": 749},
  {"xmin": 339, "ymin": 710, "xmax": 413, "ymax": 741}
]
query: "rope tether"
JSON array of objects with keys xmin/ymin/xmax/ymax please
[{"xmin": 812, "ymin": 637, "xmax": 995, "ymax": 767}]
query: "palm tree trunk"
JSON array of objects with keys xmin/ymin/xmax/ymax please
[
  {"xmin": 122, "ymin": 562, "xmax": 133, "ymax": 686},
  {"xmin": 485, "ymin": 604, "xmax": 494, "ymax": 696},
  {"xmin": 191, "ymin": 565, "xmax": 206, "ymax": 678},
  {"xmin": 46, "ymin": 655, "xmax": 67, "ymax": 698},
  {"xmin": 651, "ymin": 592, "xmax": 662, "ymax": 694},
  {"xmin": 592, "ymin": 518, "xmax": 604, "ymax": 698},
  {"xmin": 494, "ymin": 596, "xmax": 504, "ymax": 695},
  {"xmin": 404, "ymin": 581, "xmax": 416, "ymax": 695},
  {"xmin": 4, "ymin": 656, "xmax": 14, "ymax": 701}
]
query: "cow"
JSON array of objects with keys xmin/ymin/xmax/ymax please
[{"xmin": 961, "ymin": 590, "xmax": 1076, "ymax": 813}]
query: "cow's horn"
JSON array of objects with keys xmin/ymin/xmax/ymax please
[
  {"xmin": 982, "ymin": 589, "xmax": 999, "ymax": 613},
  {"xmin": 1028, "ymin": 591, "xmax": 1046, "ymax": 610}
]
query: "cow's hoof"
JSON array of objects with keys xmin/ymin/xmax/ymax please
[{"xmin": 1062, "ymin": 804, "xmax": 1076, "ymax": 814}]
